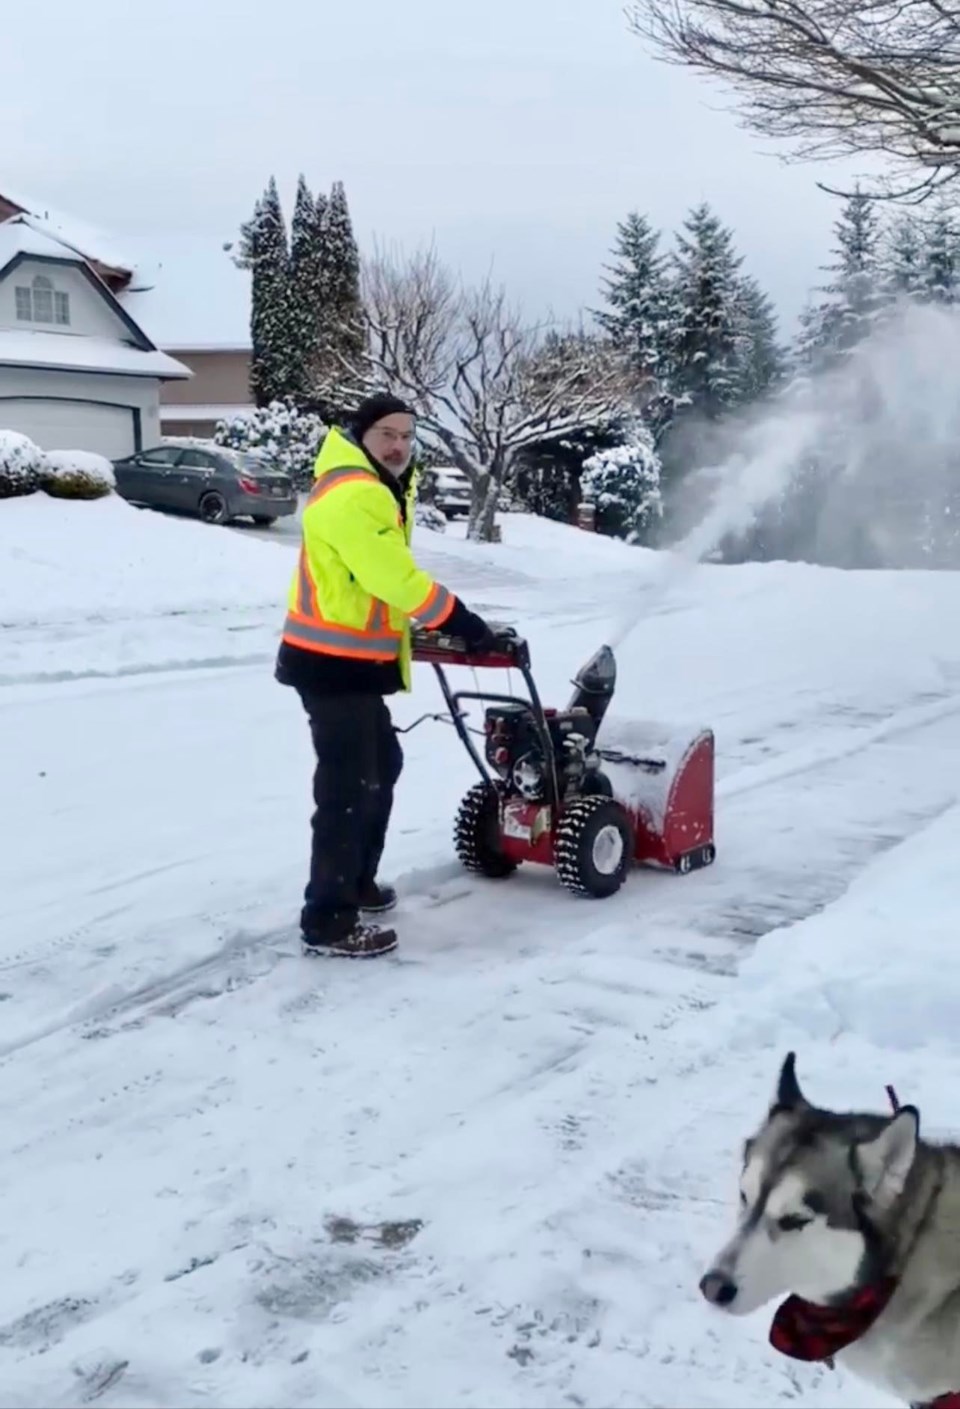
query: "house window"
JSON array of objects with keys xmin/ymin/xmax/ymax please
[
  {"xmin": 32, "ymin": 275, "xmax": 54, "ymax": 322},
  {"xmin": 14, "ymin": 274, "xmax": 71, "ymax": 326}
]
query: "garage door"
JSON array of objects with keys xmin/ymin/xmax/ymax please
[{"xmin": 0, "ymin": 399, "xmax": 137, "ymax": 459}]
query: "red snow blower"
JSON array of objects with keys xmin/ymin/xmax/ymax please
[{"xmin": 411, "ymin": 624, "xmax": 715, "ymax": 899}]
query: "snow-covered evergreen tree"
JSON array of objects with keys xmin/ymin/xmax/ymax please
[
  {"xmin": 317, "ymin": 181, "xmax": 363, "ymax": 411},
  {"xmin": 735, "ymin": 276, "xmax": 786, "ymax": 403},
  {"xmin": 288, "ymin": 174, "xmax": 327, "ymax": 404},
  {"xmin": 829, "ymin": 187, "xmax": 884, "ymax": 350},
  {"xmin": 882, "ymin": 214, "xmax": 926, "ymax": 303},
  {"xmin": 799, "ymin": 188, "xmax": 883, "ymax": 375},
  {"xmin": 581, "ymin": 426, "xmax": 663, "ymax": 543},
  {"xmin": 664, "ymin": 203, "xmax": 746, "ymax": 420},
  {"xmin": 233, "ymin": 195, "xmax": 262, "ymax": 272},
  {"xmin": 242, "ymin": 177, "xmax": 297, "ymax": 407},
  {"xmin": 594, "ymin": 211, "xmax": 669, "ymax": 383},
  {"xmin": 922, "ymin": 202, "xmax": 958, "ymax": 306}
]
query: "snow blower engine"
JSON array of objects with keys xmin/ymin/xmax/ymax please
[{"xmin": 411, "ymin": 624, "xmax": 715, "ymax": 899}]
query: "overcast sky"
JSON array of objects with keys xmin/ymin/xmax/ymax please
[{"xmin": 2, "ymin": 0, "xmax": 869, "ymax": 337}]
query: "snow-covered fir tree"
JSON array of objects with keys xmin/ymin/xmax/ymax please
[
  {"xmin": 829, "ymin": 187, "xmax": 884, "ymax": 349},
  {"xmin": 734, "ymin": 276, "xmax": 786, "ymax": 403},
  {"xmin": 316, "ymin": 181, "xmax": 363, "ymax": 411},
  {"xmin": 882, "ymin": 214, "xmax": 926, "ymax": 303},
  {"xmin": 241, "ymin": 177, "xmax": 297, "ymax": 408},
  {"xmin": 581, "ymin": 425, "xmax": 663, "ymax": 543},
  {"xmin": 922, "ymin": 202, "xmax": 958, "ymax": 306},
  {"xmin": 594, "ymin": 211, "xmax": 669, "ymax": 383},
  {"xmin": 663, "ymin": 203, "xmax": 746, "ymax": 420},
  {"xmin": 792, "ymin": 297, "xmax": 842, "ymax": 379},
  {"xmin": 288, "ymin": 175, "xmax": 327, "ymax": 403},
  {"xmin": 797, "ymin": 188, "xmax": 883, "ymax": 374}
]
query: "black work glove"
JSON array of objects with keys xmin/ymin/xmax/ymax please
[{"xmin": 445, "ymin": 597, "xmax": 496, "ymax": 652}]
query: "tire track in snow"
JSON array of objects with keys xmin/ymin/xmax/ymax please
[{"xmin": 716, "ymin": 690, "xmax": 960, "ymax": 801}]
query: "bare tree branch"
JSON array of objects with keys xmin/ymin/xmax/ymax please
[
  {"xmin": 628, "ymin": 0, "xmax": 960, "ymax": 200},
  {"xmin": 324, "ymin": 245, "xmax": 634, "ymax": 539}
]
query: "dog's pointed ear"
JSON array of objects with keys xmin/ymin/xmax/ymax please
[
  {"xmin": 854, "ymin": 1106, "xmax": 920, "ymax": 1206},
  {"xmin": 773, "ymin": 1051, "xmax": 807, "ymax": 1111}
]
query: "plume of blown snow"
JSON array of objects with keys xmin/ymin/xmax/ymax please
[{"xmin": 668, "ymin": 301, "xmax": 960, "ymax": 570}]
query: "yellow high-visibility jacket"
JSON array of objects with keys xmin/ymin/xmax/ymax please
[{"xmin": 281, "ymin": 428, "xmax": 454, "ymax": 690}]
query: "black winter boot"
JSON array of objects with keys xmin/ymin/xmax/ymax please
[{"xmin": 301, "ymin": 918, "xmax": 398, "ymax": 959}]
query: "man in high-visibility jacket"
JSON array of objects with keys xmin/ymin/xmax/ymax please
[{"xmin": 276, "ymin": 393, "xmax": 493, "ymax": 959}]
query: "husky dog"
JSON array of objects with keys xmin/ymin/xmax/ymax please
[{"xmin": 698, "ymin": 1053, "xmax": 960, "ymax": 1408}]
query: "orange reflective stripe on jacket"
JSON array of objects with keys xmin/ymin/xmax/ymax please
[
  {"xmin": 306, "ymin": 467, "xmax": 373, "ymax": 506},
  {"xmin": 412, "ymin": 580, "xmax": 454, "ymax": 631},
  {"xmin": 282, "ymin": 549, "xmax": 403, "ymax": 661}
]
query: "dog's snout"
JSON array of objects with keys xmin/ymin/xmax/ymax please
[{"xmin": 699, "ymin": 1271, "xmax": 738, "ymax": 1307}]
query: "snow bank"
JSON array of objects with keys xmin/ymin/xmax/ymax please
[
  {"xmin": 447, "ymin": 511, "xmax": 658, "ymax": 577},
  {"xmin": 0, "ymin": 493, "xmax": 292, "ymax": 625},
  {"xmin": 739, "ymin": 801, "xmax": 960, "ymax": 1054}
]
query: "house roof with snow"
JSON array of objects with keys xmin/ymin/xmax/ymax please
[
  {"xmin": 0, "ymin": 212, "xmax": 189, "ymax": 381},
  {"xmin": 119, "ymin": 235, "xmax": 252, "ymax": 351},
  {"xmin": 0, "ymin": 188, "xmax": 251, "ymax": 353},
  {"xmin": 0, "ymin": 186, "xmax": 137, "ymax": 290}
]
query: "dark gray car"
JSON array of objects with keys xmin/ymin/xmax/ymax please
[{"xmin": 112, "ymin": 440, "xmax": 298, "ymax": 526}]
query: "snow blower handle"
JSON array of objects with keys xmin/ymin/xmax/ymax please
[{"xmin": 411, "ymin": 622, "xmax": 529, "ymax": 670}]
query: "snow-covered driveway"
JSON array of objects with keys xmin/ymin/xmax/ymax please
[{"xmin": 2, "ymin": 499, "xmax": 959, "ymax": 1408}]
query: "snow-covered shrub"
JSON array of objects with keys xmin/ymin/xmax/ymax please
[
  {"xmin": 41, "ymin": 450, "xmax": 115, "ymax": 500},
  {"xmin": 0, "ymin": 430, "xmax": 44, "ymax": 500},
  {"xmin": 215, "ymin": 399, "xmax": 326, "ymax": 490},
  {"xmin": 581, "ymin": 430, "xmax": 663, "ymax": 543},
  {"xmin": 415, "ymin": 501, "xmax": 447, "ymax": 533}
]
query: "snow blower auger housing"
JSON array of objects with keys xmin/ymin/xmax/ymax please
[{"xmin": 411, "ymin": 624, "xmax": 716, "ymax": 899}]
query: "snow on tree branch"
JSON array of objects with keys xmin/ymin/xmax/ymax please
[{"xmin": 628, "ymin": 0, "xmax": 960, "ymax": 200}]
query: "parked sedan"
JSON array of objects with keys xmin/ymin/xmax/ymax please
[{"xmin": 112, "ymin": 440, "xmax": 298, "ymax": 526}]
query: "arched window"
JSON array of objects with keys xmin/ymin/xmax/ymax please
[{"xmin": 14, "ymin": 273, "xmax": 71, "ymax": 326}]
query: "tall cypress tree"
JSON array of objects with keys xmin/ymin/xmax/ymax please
[
  {"xmin": 317, "ymin": 180, "xmax": 364, "ymax": 406},
  {"xmin": 289, "ymin": 174, "xmax": 326, "ymax": 404},
  {"xmin": 594, "ymin": 211, "xmax": 669, "ymax": 382},
  {"xmin": 242, "ymin": 176, "xmax": 295, "ymax": 408}
]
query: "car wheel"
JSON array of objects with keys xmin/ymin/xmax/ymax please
[{"xmin": 199, "ymin": 491, "xmax": 229, "ymax": 525}]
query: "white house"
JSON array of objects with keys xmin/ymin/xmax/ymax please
[{"xmin": 0, "ymin": 198, "xmax": 191, "ymax": 459}]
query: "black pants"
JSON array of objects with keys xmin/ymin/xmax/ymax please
[{"xmin": 297, "ymin": 691, "xmax": 404, "ymax": 936}]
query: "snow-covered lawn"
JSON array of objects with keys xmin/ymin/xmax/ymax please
[{"xmin": 2, "ymin": 495, "xmax": 959, "ymax": 1408}]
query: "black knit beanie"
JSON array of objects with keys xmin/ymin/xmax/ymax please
[{"xmin": 347, "ymin": 393, "xmax": 415, "ymax": 443}]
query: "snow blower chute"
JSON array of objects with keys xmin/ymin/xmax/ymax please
[{"xmin": 411, "ymin": 624, "xmax": 715, "ymax": 898}]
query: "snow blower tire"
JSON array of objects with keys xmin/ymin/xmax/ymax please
[
  {"xmin": 555, "ymin": 796, "xmax": 633, "ymax": 898},
  {"xmin": 454, "ymin": 782, "xmax": 518, "ymax": 880}
]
